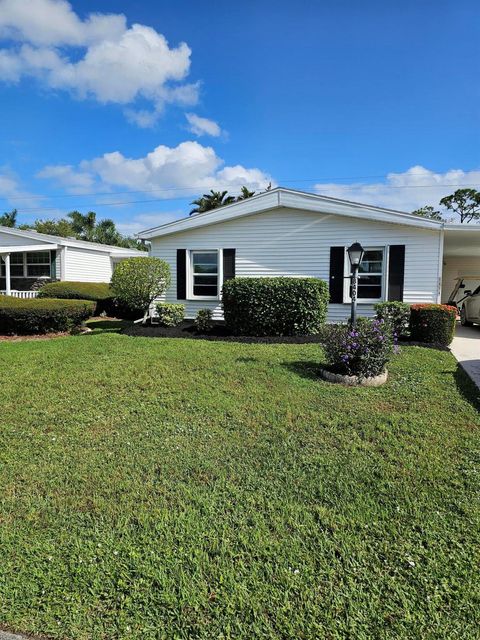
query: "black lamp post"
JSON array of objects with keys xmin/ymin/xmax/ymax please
[{"xmin": 347, "ymin": 241, "xmax": 365, "ymax": 327}]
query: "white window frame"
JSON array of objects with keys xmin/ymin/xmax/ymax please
[
  {"xmin": 25, "ymin": 250, "xmax": 51, "ymax": 278},
  {"xmin": 343, "ymin": 246, "xmax": 388, "ymax": 304},
  {"xmin": 187, "ymin": 249, "xmax": 223, "ymax": 300}
]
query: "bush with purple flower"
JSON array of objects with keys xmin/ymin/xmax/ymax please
[{"xmin": 323, "ymin": 317, "xmax": 397, "ymax": 378}]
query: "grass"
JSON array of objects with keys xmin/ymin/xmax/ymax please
[{"xmin": 0, "ymin": 329, "xmax": 479, "ymax": 639}]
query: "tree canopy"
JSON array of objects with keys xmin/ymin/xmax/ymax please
[
  {"xmin": 0, "ymin": 209, "xmax": 18, "ymax": 228},
  {"xmin": 413, "ymin": 188, "xmax": 480, "ymax": 223},
  {"xmin": 189, "ymin": 186, "xmax": 258, "ymax": 215}
]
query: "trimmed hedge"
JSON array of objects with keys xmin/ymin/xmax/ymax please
[
  {"xmin": 155, "ymin": 303, "xmax": 185, "ymax": 327},
  {"xmin": 0, "ymin": 296, "xmax": 95, "ymax": 335},
  {"xmin": 409, "ymin": 303, "xmax": 457, "ymax": 346},
  {"xmin": 222, "ymin": 277, "xmax": 329, "ymax": 336},
  {"xmin": 38, "ymin": 281, "xmax": 114, "ymax": 314}
]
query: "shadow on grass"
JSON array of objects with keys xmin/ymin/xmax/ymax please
[
  {"xmin": 85, "ymin": 319, "xmax": 133, "ymax": 334},
  {"xmin": 451, "ymin": 363, "xmax": 480, "ymax": 410},
  {"xmin": 282, "ymin": 360, "xmax": 324, "ymax": 381}
]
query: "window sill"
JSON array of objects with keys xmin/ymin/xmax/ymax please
[{"xmin": 188, "ymin": 296, "xmax": 220, "ymax": 302}]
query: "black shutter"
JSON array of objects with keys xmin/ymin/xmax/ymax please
[
  {"xmin": 176, "ymin": 249, "xmax": 187, "ymax": 300},
  {"xmin": 223, "ymin": 248, "xmax": 235, "ymax": 283},
  {"xmin": 329, "ymin": 246, "xmax": 345, "ymax": 303},
  {"xmin": 388, "ymin": 245, "xmax": 405, "ymax": 301}
]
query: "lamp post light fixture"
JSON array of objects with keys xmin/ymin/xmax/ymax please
[{"xmin": 347, "ymin": 241, "xmax": 365, "ymax": 327}]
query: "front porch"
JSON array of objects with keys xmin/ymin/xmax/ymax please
[{"xmin": 0, "ymin": 244, "xmax": 59, "ymax": 296}]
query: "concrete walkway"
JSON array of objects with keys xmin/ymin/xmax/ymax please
[{"xmin": 450, "ymin": 323, "xmax": 480, "ymax": 389}]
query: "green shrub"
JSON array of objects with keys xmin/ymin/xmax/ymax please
[
  {"xmin": 195, "ymin": 308, "xmax": 213, "ymax": 333},
  {"xmin": 38, "ymin": 281, "xmax": 114, "ymax": 314},
  {"xmin": 222, "ymin": 277, "xmax": 329, "ymax": 336},
  {"xmin": 111, "ymin": 257, "xmax": 171, "ymax": 314},
  {"xmin": 0, "ymin": 296, "xmax": 95, "ymax": 335},
  {"xmin": 409, "ymin": 304, "xmax": 457, "ymax": 346},
  {"xmin": 374, "ymin": 301, "xmax": 411, "ymax": 337},
  {"xmin": 323, "ymin": 317, "xmax": 395, "ymax": 378},
  {"xmin": 156, "ymin": 303, "xmax": 185, "ymax": 327}
]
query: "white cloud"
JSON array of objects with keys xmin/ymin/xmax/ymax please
[
  {"xmin": 36, "ymin": 164, "xmax": 96, "ymax": 194},
  {"xmin": 116, "ymin": 211, "xmax": 184, "ymax": 235},
  {"xmin": 38, "ymin": 140, "xmax": 274, "ymax": 199},
  {"xmin": 314, "ymin": 165, "xmax": 480, "ymax": 213},
  {"xmin": 186, "ymin": 113, "xmax": 222, "ymax": 137},
  {"xmin": 0, "ymin": 0, "xmax": 197, "ymax": 124},
  {"xmin": 0, "ymin": 169, "xmax": 45, "ymax": 208}
]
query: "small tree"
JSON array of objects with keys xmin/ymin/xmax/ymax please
[
  {"xmin": 440, "ymin": 188, "xmax": 480, "ymax": 223},
  {"xmin": 111, "ymin": 257, "xmax": 171, "ymax": 321},
  {"xmin": 0, "ymin": 209, "xmax": 17, "ymax": 227},
  {"xmin": 412, "ymin": 205, "xmax": 443, "ymax": 221}
]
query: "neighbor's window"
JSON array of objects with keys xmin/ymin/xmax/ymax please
[
  {"xmin": 0, "ymin": 252, "xmax": 24, "ymax": 277},
  {"xmin": 190, "ymin": 250, "xmax": 219, "ymax": 298},
  {"xmin": 345, "ymin": 247, "xmax": 385, "ymax": 301},
  {"xmin": 26, "ymin": 251, "xmax": 51, "ymax": 277}
]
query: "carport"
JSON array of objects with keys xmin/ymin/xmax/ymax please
[{"xmin": 442, "ymin": 226, "xmax": 480, "ymax": 304}]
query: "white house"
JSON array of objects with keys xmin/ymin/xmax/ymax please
[
  {"xmin": 0, "ymin": 226, "xmax": 142, "ymax": 295},
  {"xmin": 138, "ymin": 187, "xmax": 480, "ymax": 322}
]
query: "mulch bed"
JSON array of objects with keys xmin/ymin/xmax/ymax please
[
  {"xmin": 0, "ymin": 332, "xmax": 69, "ymax": 342},
  {"xmin": 123, "ymin": 320, "xmax": 326, "ymax": 344}
]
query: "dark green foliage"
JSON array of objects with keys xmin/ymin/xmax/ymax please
[
  {"xmin": 374, "ymin": 301, "xmax": 411, "ymax": 337},
  {"xmin": 0, "ymin": 296, "xmax": 94, "ymax": 334},
  {"xmin": 195, "ymin": 308, "xmax": 214, "ymax": 332},
  {"xmin": 410, "ymin": 303, "xmax": 457, "ymax": 345},
  {"xmin": 155, "ymin": 302, "xmax": 185, "ymax": 327},
  {"xmin": 38, "ymin": 281, "xmax": 115, "ymax": 314},
  {"xmin": 222, "ymin": 277, "xmax": 329, "ymax": 336},
  {"xmin": 323, "ymin": 317, "xmax": 395, "ymax": 378}
]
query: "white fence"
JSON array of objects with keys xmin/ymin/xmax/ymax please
[{"xmin": 0, "ymin": 290, "xmax": 39, "ymax": 299}]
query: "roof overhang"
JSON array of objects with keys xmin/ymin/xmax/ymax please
[
  {"xmin": 0, "ymin": 225, "xmax": 142, "ymax": 255},
  {"xmin": 0, "ymin": 243, "xmax": 58, "ymax": 254},
  {"xmin": 137, "ymin": 187, "xmax": 443, "ymax": 240},
  {"xmin": 444, "ymin": 225, "xmax": 480, "ymax": 257}
]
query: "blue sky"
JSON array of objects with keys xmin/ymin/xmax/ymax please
[{"xmin": 0, "ymin": 0, "xmax": 479, "ymax": 234}]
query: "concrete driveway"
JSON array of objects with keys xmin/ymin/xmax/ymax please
[{"xmin": 450, "ymin": 323, "xmax": 480, "ymax": 388}]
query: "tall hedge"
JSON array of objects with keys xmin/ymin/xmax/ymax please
[
  {"xmin": 409, "ymin": 303, "xmax": 457, "ymax": 346},
  {"xmin": 222, "ymin": 277, "xmax": 329, "ymax": 336},
  {"xmin": 0, "ymin": 296, "xmax": 95, "ymax": 335},
  {"xmin": 38, "ymin": 281, "xmax": 114, "ymax": 314}
]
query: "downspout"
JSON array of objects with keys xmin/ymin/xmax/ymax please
[{"xmin": 437, "ymin": 224, "xmax": 445, "ymax": 303}]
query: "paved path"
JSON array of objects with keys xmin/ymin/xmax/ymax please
[{"xmin": 450, "ymin": 323, "xmax": 480, "ymax": 388}]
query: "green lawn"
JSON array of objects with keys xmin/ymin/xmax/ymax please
[{"xmin": 0, "ymin": 329, "xmax": 479, "ymax": 639}]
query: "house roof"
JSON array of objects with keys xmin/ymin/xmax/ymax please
[
  {"xmin": 137, "ymin": 187, "xmax": 444, "ymax": 239},
  {"xmin": 0, "ymin": 225, "xmax": 142, "ymax": 256}
]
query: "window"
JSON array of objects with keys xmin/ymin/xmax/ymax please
[
  {"xmin": 0, "ymin": 253, "xmax": 24, "ymax": 277},
  {"xmin": 345, "ymin": 247, "xmax": 385, "ymax": 302},
  {"xmin": 190, "ymin": 250, "xmax": 219, "ymax": 298},
  {"xmin": 26, "ymin": 251, "xmax": 51, "ymax": 277}
]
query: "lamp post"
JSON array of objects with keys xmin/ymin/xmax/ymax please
[{"xmin": 347, "ymin": 242, "xmax": 364, "ymax": 327}]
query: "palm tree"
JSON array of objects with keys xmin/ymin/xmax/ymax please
[
  {"xmin": 67, "ymin": 210, "xmax": 97, "ymax": 240},
  {"xmin": 236, "ymin": 186, "xmax": 256, "ymax": 201},
  {"xmin": 94, "ymin": 219, "xmax": 121, "ymax": 245},
  {"xmin": 190, "ymin": 190, "xmax": 235, "ymax": 215},
  {"xmin": 0, "ymin": 208, "xmax": 17, "ymax": 227}
]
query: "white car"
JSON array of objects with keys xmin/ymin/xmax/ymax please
[{"xmin": 460, "ymin": 285, "xmax": 480, "ymax": 326}]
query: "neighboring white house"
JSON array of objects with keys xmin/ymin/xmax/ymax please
[
  {"xmin": 0, "ymin": 226, "xmax": 142, "ymax": 295},
  {"xmin": 138, "ymin": 187, "xmax": 480, "ymax": 322}
]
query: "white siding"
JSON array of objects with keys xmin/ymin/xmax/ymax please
[
  {"xmin": 150, "ymin": 208, "xmax": 442, "ymax": 322},
  {"xmin": 442, "ymin": 256, "xmax": 480, "ymax": 303},
  {"xmin": 65, "ymin": 246, "xmax": 112, "ymax": 282}
]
